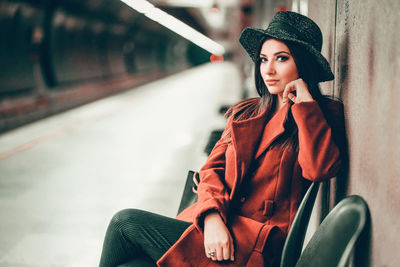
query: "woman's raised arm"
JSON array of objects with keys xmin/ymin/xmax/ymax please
[{"xmin": 292, "ymin": 99, "xmax": 345, "ymax": 181}]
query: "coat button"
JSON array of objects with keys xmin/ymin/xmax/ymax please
[{"xmin": 240, "ymin": 197, "xmax": 246, "ymax": 203}]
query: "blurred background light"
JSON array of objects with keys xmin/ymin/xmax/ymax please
[{"xmin": 120, "ymin": 0, "xmax": 225, "ymax": 56}]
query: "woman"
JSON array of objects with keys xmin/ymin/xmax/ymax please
[{"xmin": 99, "ymin": 11, "xmax": 346, "ymax": 267}]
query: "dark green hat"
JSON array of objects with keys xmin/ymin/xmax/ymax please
[{"xmin": 239, "ymin": 11, "xmax": 334, "ymax": 82}]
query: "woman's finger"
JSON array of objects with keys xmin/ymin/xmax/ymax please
[
  {"xmin": 287, "ymin": 78, "xmax": 313, "ymax": 103},
  {"xmin": 205, "ymin": 246, "xmax": 215, "ymax": 259},
  {"xmin": 216, "ymin": 245, "xmax": 223, "ymax": 261},
  {"xmin": 222, "ymin": 242, "xmax": 230, "ymax": 260},
  {"xmin": 205, "ymin": 246, "xmax": 210, "ymax": 258},
  {"xmin": 283, "ymin": 81, "xmax": 295, "ymax": 103},
  {"xmin": 288, "ymin": 92, "xmax": 296, "ymax": 103}
]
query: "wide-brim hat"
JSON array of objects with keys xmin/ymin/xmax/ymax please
[{"xmin": 239, "ymin": 11, "xmax": 334, "ymax": 82}]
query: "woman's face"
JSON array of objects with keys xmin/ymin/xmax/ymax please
[{"xmin": 259, "ymin": 39, "xmax": 299, "ymax": 96}]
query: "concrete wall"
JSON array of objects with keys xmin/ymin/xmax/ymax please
[{"xmin": 308, "ymin": 0, "xmax": 400, "ymax": 266}]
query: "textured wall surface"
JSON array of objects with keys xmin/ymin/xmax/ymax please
[
  {"xmin": 309, "ymin": 0, "xmax": 400, "ymax": 266},
  {"xmin": 337, "ymin": 1, "xmax": 400, "ymax": 266},
  {"xmin": 307, "ymin": 0, "xmax": 337, "ymax": 96}
]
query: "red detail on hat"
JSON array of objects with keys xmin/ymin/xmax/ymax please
[
  {"xmin": 210, "ymin": 54, "xmax": 224, "ymax": 62},
  {"xmin": 276, "ymin": 6, "xmax": 287, "ymax": 12}
]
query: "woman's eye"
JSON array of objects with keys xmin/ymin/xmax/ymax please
[
  {"xmin": 260, "ymin": 57, "xmax": 268, "ymax": 63},
  {"xmin": 277, "ymin": 56, "xmax": 288, "ymax": 62}
]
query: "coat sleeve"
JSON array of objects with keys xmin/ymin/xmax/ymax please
[
  {"xmin": 291, "ymin": 99, "xmax": 346, "ymax": 181},
  {"xmin": 193, "ymin": 122, "xmax": 231, "ymax": 231}
]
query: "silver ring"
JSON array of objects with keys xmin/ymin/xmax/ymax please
[{"xmin": 207, "ymin": 251, "xmax": 216, "ymax": 257}]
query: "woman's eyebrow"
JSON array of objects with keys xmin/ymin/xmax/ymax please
[{"xmin": 259, "ymin": 51, "xmax": 291, "ymax": 57}]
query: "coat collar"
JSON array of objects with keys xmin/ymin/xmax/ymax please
[
  {"xmin": 254, "ymin": 103, "xmax": 290, "ymax": 158},
  {"xmin": 230, "ymin": 103, "xmax": 290, "ymax": 187}
]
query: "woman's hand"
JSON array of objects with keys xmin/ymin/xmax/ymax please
[
  {"xmin": 203, "ymin": 212, "xmax": 235, "ymax": 262},
  {"xmin": 283, "ymin": 78, "xmax": 314, "ymax": 104}
]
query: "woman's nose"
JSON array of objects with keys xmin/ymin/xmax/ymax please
[{"xmin": 262, "ymin": 61, "xmax": 275, "ymax": 75}]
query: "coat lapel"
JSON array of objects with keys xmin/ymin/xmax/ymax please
[
  {"xmin": 254, "ymin": 103, "xmax": 290, "ymax": 159},
  {"xmin": 230, "ymin": 108, "xmax": 268, "ymax": 192},
  {"xmin": 230, "ymin": 103, "xmax": 290, "ymax": 193}
]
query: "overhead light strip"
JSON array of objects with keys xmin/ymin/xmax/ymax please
[{"xmin": 120, "ymin": 0, "xmax": 225, "ymax": 56}]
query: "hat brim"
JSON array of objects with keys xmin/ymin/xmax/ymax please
[{"xmin": 239, "ymin": 27, "xmax": 334, "ymax": 82}]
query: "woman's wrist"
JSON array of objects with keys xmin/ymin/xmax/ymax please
[
  {"xmin": 293, "ymin": 98, "xmax": 315, "ymax": 104},
  {"xmin": 204, "ymin": 211, "xmax": 222, "ymax": 224}
]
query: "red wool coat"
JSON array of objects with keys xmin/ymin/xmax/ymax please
[{"xmin": 157, "ymin": 98, "xmax": 345, "ymax": 267}]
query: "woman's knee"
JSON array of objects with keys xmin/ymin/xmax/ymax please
[{"xmin": 109, "ymin": 208, "xmax": 148, "ymax": 231}]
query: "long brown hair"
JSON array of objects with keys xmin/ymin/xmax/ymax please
[{"xmin": 223, "ymin": 37, "xmax": 330, "ymax": 150}]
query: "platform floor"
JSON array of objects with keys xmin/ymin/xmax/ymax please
[{"xmin": 0, "ymin": 62, "xmax": 242, "ymax": 267}]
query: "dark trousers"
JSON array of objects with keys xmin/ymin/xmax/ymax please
[{"xmin": 99, "ymin": 209, "xmax": 191, "ymax": 267}]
